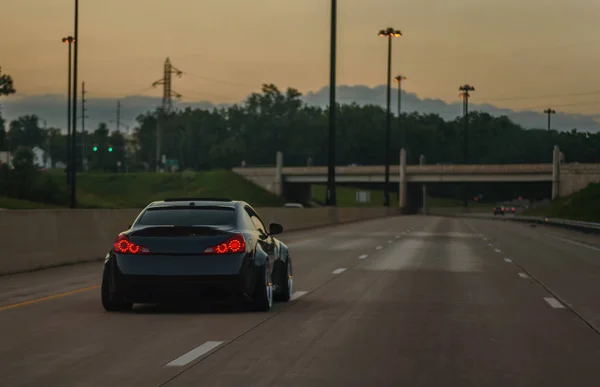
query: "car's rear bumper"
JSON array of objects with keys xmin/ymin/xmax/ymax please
[
  {"xmin": 111, "ymin": 253, "xmax": 250, "ymax": 303},
  {"xmin": 117, "ymin": 273, "xmax": 245, "ymax": 303}
]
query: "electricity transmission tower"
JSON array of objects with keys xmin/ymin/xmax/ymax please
[{"xmin": 152, "ymin": 58, "xmax": 182, "ymax": 171}]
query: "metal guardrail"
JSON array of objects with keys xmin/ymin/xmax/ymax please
[
  {"xmin": 429, "ymin": 210, "xmax": 600, "ymax": 234},
  {"xmin": 508, "ymin": 215, "xmax": 600, "ymax": 233}
]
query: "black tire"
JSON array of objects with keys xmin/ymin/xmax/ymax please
[
  {"xmin": 101, "ymin": 265, "xmax": 133, "ymax": 312},
  {"xmin": 251, "ymin": 264, "xmax": 273, "ymax": 312},
  {"xmin": 274, "ymin": 258, "xmax": 292, "ymax": 302}
]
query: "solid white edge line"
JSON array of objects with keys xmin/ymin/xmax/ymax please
[
  {"xmin": 332, "ymin": 268, "xmax": 347, "ymax": 275},
  {"xmin": 290, "ymin": 291, "xmax": 307, "ymax": 301},
  {"xmin": 504, "ymin": 258, "xmax": 513, "ymax": 263},
  {"xmin": 165, "ymin": 341, "xmax": 224, "ymax": 367},
  {"xmin": 518, "ymin": 272, "xmax": 528, "ymax": 278},
  {"xmin": 358, "ymin": 254, "xmax": 369, "ymax": 260},
  {"xmin": 544, "ymin": 233, "xmax": 600, "ymax": 252},
  {"xmin": 544, "ymin": 297, "xmax": 565, "ymax": 309}
]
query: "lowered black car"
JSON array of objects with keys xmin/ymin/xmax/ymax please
[{"xmin": 101, "ymin": 198, "xmax": 293, "ymax": 312}]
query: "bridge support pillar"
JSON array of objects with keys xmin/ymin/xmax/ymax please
[
  {"xmin": 399, "ymin": 149, "xmax": 407, "ymax": 211},
  {"xmin": 274, "ymin": 151, "xmax": 283, "ymax": 196},
  {"xmin": 552, "ymin": 145, "xmax": 560, "ymax": 200},
  {"xmin": 420, "ymin": 154, "xmax": 427, "ymax": 214}
]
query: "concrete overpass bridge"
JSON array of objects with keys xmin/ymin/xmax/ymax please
[{"xmin": 233, "ymin": 146, "xmax": 600, "ymax": 212}]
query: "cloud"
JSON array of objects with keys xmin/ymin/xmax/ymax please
[{"xmin": 1, "ymin": 85, "xmax": 599, "ymax": 133}]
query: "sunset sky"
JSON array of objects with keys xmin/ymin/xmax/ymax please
[{"xmin": 3, "ymin": 0, "xmax": 600, "ymax": 115}]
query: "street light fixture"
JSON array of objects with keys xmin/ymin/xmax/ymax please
[
  {"xmin": 394, "ymin": 75, "xmax": 407, "ymax": 156},
  {"xmin": 459, "ymin": 84, "xmax": 475, "ymax": 209},
  {"xmin": 544, "ymin": 108, "xmax": 556, "ymax": 131},
  {"xmin": 62, "ymin": 36, "xmax": 75, "ymax": 186},
  {"xmin": 378, "ymin": 27, "xmax": 402, "ymax": 207}
]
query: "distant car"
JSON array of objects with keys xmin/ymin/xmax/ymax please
[
  {"xmin": 508, "ymin": 206, "xmax": 516, "ymax": 214},
  {"xmin": 101, "ymin": 198, "xmax": 293, "ymax": 312},
  {"xmin": 493, "ymin": 206, "xmax": 505, "ymax": 215}
]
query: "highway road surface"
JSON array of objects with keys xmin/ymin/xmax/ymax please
[{"xmin": 1, "ymin": 215, "xmax": 600, "ymax": 386}]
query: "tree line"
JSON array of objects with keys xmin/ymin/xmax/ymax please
[{"xmin": 3, "ymin": 84, "xmax": 600, "ymax": 176}]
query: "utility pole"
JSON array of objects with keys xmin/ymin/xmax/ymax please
[
  {"xmin": 459, "ymin": 84, "xmax": 475, "ymax": 209},
  {"xmin": 544, "ymin": 108, "xmax": 556, "ymax": 131},
  {"xmin": 116, "ymin": 100, "xmax": 121, "ymax": 132},
  {"xmin": 152, "ymin": 57, "xmax": 182, "ymax": 172},
  {"xmin": 326, "ymin": 0, "xmax": 337, "ymax": 206},
  {"xmin": 81, "ymin": 82, "xmax": 88, "ymax": 172},
  {"xmin": 70, "ymin": 0, "xmax": 79, "ymax": 208}
]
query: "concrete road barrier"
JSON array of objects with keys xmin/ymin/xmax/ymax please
[{"xmin": 0, "ymin": 207, "xmax": 400, "ymax": 275}]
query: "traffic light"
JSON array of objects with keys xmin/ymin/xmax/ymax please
[
  {"xmin": 108, "ymin": 145, "xmax": 113, "ymax": 152},
  {"xmin": 92, "ymin": 145, "xmax": 98, "ymax": 152}
]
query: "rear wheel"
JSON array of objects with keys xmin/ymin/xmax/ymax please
[
  {"xmin": 274, "ymin": 258, "xmax": 292, "ymax": 302},
  {"xmin": 251, "ymin": 264, "xmax": 273, "ymax": 312},
  {"xmin": 101, "ymin": 265, "xmax": 133, "ymax": 312}
]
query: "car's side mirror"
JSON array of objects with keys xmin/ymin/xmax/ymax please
[{"xmin": 269, "ymin": 223, "xmax": 283, "ymax": 235}]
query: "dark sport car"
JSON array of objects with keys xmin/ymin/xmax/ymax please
[
  {"xmin": 493, "ymin": 206, "xmax": 504, "ymax": 215},
  {"xmin": 101, "ymin": 198, "xmax": 293, "ymax": 312}
]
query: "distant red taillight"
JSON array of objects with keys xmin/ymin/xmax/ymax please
[
  {"xmin": 113, "ymin": 234, "xmax": 151, "ymax": 255},
  {"xmin": 204, "ymin": 234, "xmax": 246, "ymax": 254}
]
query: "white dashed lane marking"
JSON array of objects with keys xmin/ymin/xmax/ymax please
[
  {"xmin": 504, "ymin": 258, "xmax": 513, "ymax": 263},
  {"xmin": 544, "ymin": 297, "xmax": 565, "ymax": 309},
  {"xmin": 376, "ymin": 246, "xmax": 383, "ymax": 250},
  {"xmin": 332, "ymin": 268, "xmax": 347, "ymax": 275},
  {"xmin": 518, "ymin": 272, "xmax": 529, "ymax": 278},
  {"xmin": 358, "ymin": 254, "xmax": 369, "ymax": 260},
  {"xmin": 290, "ymin": 291, "xmax": 308, "ymax": 301},
  {"xmin": 495, "ymin": 249, "xmax": 502, "ymax": 253},
  {"xmin": 165, "ymin": 341, "xmax": 224, "ymax": 367}
]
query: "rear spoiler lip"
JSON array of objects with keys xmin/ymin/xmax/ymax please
[{"xmin": 127, "ymin": 224, "xmax": 239, "ymax": 236}]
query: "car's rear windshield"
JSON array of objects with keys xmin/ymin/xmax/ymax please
[{"xmin": 136, "ymin": 206, "xmax": 236, "ymax": 226}]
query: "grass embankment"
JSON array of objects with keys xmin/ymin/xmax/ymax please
[
  {"xmin": 2, "ymin": 170, "xmax": 286, "ymax": 209},
  {"xmin": 0, "ymin": 196, "xmax": 61, "ymax": 210},
  {"xmin": 310, "ymin": 184, "xmax": 493, "ymax": 210},
  {"xmin": 523, "ymin": 183, "xmax": 600, "ymax": 223}
]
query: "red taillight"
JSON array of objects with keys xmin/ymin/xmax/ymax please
[
  {"xmin": 113, "ymin": 234, "xmax": 150, "ymax": 255},
  {"xmin": 512, "ymin": 207, "xmax": 515, "ymax": 211},
  {"xmin": 204, "ymin": 234, "xmax": 246, "ymax": 255}
]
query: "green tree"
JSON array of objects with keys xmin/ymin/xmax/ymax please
[
  {"xmin": 8, "ymin": 115, "xmax": 45, "ymax": 150},
  {"xmin": 0, "ymin": 67, "xmax": 16, "ymax": 97},
  {"xmin": 11, "ymin": 146, "xmax": 35, "ymax": 171}
]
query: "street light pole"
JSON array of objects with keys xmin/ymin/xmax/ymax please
[
  {"xmin": 326, "ymin": 0, "xmax": 337, "ymax": 206},
  {"xmin": 394, "ymin": 75, "xmax": 407, "ymax": 154},
  {"xmin": 69, "ymin": 0, "xmax": 79, "ymax": 209},
  {"xmin": 62, "ymin": 36, "xmax": 74, "ymax": 186},
  {"xmin": 544, "ymin": 108, "xmax": 556, "ymax": 131},
  {"xmin": 459, "ymin": 84, "xmax": 475, "ymax": 208},
  {"xmin": 379, "ymin": 27, "xmax": 402, "ymax": 207}
]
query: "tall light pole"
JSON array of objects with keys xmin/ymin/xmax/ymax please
[
  {"xmin": 62, "ymin": 36, "xmax": 74, "ymax": 186},
  {"xmin": 394, "ymin": 75, "xmax": 407, "ymax": 156},
  {"xmin": 326, "ymin": 0, "xmax": 337, "ymax": 206},
  {"xmin": 378, "ymin": 27, "xmax": 402, "ymax": 207},
  {"xmin": 459, "ymin": 84, "xmax": 475, "ymax": 208},
  {"xmin": 544, "ymin": 108, "xmax": 556, "ymax": 131},
  {"xmin": 70, "ymin": 0, "xmax": 80, "ymax": 209}
]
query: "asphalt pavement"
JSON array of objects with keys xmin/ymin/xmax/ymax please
[{"xmin": 1, "ymin": 215, "xmax": 600, "ymax": 386}]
